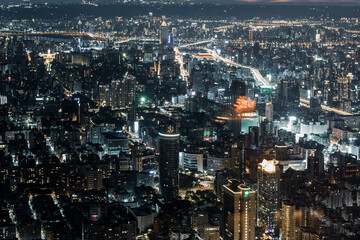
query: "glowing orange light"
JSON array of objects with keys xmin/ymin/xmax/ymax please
[
  {"xmin": 233, "ymin": 96, "xmax": 257, "ymax": 114},
  {"xmin": 217, "ymin": 96, "xmax": 257, "ymax": 120}
]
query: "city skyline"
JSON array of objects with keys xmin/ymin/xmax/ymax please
[{"xmin": 0, "ymin": 0, "xmax": 360, "ymax": 239}]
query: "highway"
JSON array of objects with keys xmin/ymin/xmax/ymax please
[
  {"xmin": 7, "ymin": 29, "xmax": 355, "ymax": 116},
  {"xmin": 174, "ymin": 40, "xmax": 212, "ymax": 84},
  {"xmin": 199, "ymin": 46, "xmax": 355, "ymax": 116},
  {"xmin": 200, "ymin": 47, "xmax": 274, "ymax": 88},
  {"xmin": 300, "ymin": 98, "xmax": 354, "ymax": 116},
  {"xmin": 174, "ymin": 47, "xmax": 189, "ymax": 84},
  {"xmin": 177, "ymin": 40, "xmax": 212, "ymax": 49},
  {"xmin": 3, "ymin": 31, "xmax": 359, "ymax": 46}
]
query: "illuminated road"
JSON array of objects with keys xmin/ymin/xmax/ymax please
[
  {"xmin": 197, "ymin": 46, "xmax": 355, "ymax": 116},
  {"xmin": 174, "ymin": 41, "xmax": 212, "ymax": 84},
  {"xmin": 2, "ymin": 30, "xmax": 359, "ymax": 46},
  {"xmin": 200, "ymin": 47, "xmax": 274, "ymax": 88},
  {"xmin": 7, "ymin": 29, "xmax": 356, "ymax": 116},
  {"xmin": 177, "ymin": 40, "xmax": 212, "ymax": 48},
  {"xmin": 0, "ymin": 31, "xmax": 92, "ymax": 37},
  {"xmin": 175, "ymin": 40, "xmax": 213, "ymax": 84},
  {"xmin": 174, "ymin": 47, "xmax": 189, "ymax": 84},
  {"xmin": 300, "ymin": 98, "xmax": 354, "ymax": 116}
]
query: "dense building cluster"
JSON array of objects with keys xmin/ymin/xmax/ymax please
[{"xmin": 0, "ymin": 2, "xmax": 360, "ymax": 240}]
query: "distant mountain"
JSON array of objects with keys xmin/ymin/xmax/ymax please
[
  {"xmin": 1, "ymin": 3, "xmax": 359, "ymax": 20},
  {"xmin": 192, "ymin": 0, "xmax": 360, "ymax": 5},
  {"xmin": 2, "ymin": 0, "xmax": 360, "ymax": 5}
]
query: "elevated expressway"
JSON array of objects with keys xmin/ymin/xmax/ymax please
[
  {"xmin": 206, "ymin": 48, "xmax": 354, "ymax": 116},
  {"xmin": 175, "ymin": 41, "xmax": 354, "ymax": 116},
  {"xmin": 6, "ymin": 30, "xmax": 353, "ymax": 116}
]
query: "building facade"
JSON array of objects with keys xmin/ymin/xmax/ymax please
[
  {"xmin": 222, "ymin": 179, "xmax": 256, "ymax": 240},
  {"xmin": 159, "ymin": 121, "xmax": 180, "ymax": 199}
]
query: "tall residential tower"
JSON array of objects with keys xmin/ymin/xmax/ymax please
[
  {"xmin": 160, "ymin": 20, "xmax": 169, "ymax": 45},
  {"xmin": 257, "ymin": 160, "xmax": 281, "ymax": 234},
  {"xmin": 159, "ymin": 121, "xmax": 180, "ymax": 199},
  {"xmin": 222, "ymin": 179, "xmax": 256, "ymax": 240}
]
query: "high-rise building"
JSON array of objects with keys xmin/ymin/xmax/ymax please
[
  {"xmin": 315, "ymin": 30, "xmax": 321, "ymax": 43},
  {"xmin": 229, "ymin": 80, "xmax": 247, "ymax": 106},
  {"xmin": 191, "ymin": 68, "xmax": 203, "ymax": 92},
  {"xmin": 249, "ymin": 29, "xmax": 254, "ymax": 41},
  {"xmin": 248, "ymin": 126, "xmax": 260, "ymax": 147},
  {"xmin": 0, "ymin": 95, "xmax": 7, "ymax": 105},
  {"xmin": 329, "ymin": 152, "xmax": 359, "ymax": 180},
  {"xmin": 110, "ymin": 79, "xmax": 121, "ymax": 107},
  {"xmin": 222, "ymin": 179, "xmax": 256, "ymax": 240},
  {"xmin": 214, "ymin": 169, "xmax": 236, "ymax": 198},
  {"xmin": 99, "ymin": 74, "xmax": 135, "ymax": 108},
  {"xmin": 143, "ymin": 44, "xmax": 154, "ymax": 63},
  {"xmin": 118, "ymin": 152, "xmax": 131, "ymax": 171},
  {"xmin": 257, "ymin": 160, "xmax": 281, "ymax": 234},
  {"xmin": 159, "ymin": 121, "xmax": 180, "ymax": 199},
  {"xmin": 183, "ymin": 152, "xmax": 204, "ymax": 172},
  {"xmin": 307, "ymin": 150, "xmax": 324, "ymax": 178},
  {"xmin": 149, "ymin": 12, "xmax": 153, "ymax": 27},
  {"xmin": 86, "ymin": 170, "xmax": 103, "ymax": 191},
  {"xmin": 172, "ymin": 27, "xmax": 177, "ymax": 37},
  {"xmin": 281, "ymin": 200, "xmax": 309, "ymax": 240},
  {"xmin": 98, "ymin": 84, "xmax": 109, "ymax": 106},
  {"xmin": 229, "ymin": 143, "xmax": 245, "ymax": 180},
  {"xmin": 265, "ymin": 102, "xmax": 273, "ymax": 122},
  {"xmin": 337, "ymin": 76, "xmax": 352, "ymax": 113},
  {"xmin": 121, "ymin": 73, "xmax": 136, "ymax": 124},
  {"xmin": 160, "ymin": 20, "xmax": 169, "ymax": 45},
  {"xmin": 337, "ymin": 76, "xmax": 351, "ymax": 101},
  {"xmin": 120, "ymin": 73, "xmax": 136, "ymax": 108},
  {"xmin": 199, "ymin": 224, "xmax": 220, "ymax": 240}
]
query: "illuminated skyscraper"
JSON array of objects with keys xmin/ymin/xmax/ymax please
[
  {"xmin": 265, "ymin": 102, "xmax": 273, "ymax": 122},
  {"xmin": 110, "ymin": 79, "xmax": 121, "ymax": 107},
  {"xmin": 229, "ymin": 80, "xmax": 247, "ymax": 106},
  {"xmin": 307, "ymin": 150, "xmax": 324, "ymax": 179},
  {"xmin": 281, "ymin": 200, "xmax": 309, "ymax": 240},
  {"xmin": 249, "ymin": 29, "xmax": 254, "ymax": 41},
  {"xmin": 120, "ymin": 73, "xmax": 136, "ymax": 124},
  {"xmin": 222, "ymin": 179, "xmax": 255, "ymax": 240},
  {"xmin": 159, "ymin": 121, "xmax": 180, "ymax": 199},
  {"xmin": 86, "ymin": 170, "xmax": 103, "ymax": 191},
  {"xmin": 337, "ymin": 76, "xmax": 352, "ymax": 113},
  {"xmin": 121, "ymin": 73, "xmax": 136, "ymax": 108},
  {"xmin": 257, "ymin": 160, "xmax": 281, "ymax": 234},
  {"xmin": 337, "ymin": 76, "xmax": 352, "ymax": 100},
  {"xmin": 230, "ymin": 143, "xmax": 245, "ymax": 181},
  {"xmin": 315, "ymin": 29, "xmax": 321, "ymax": 43},
  {"xmin": 149, "ymin": 12, "xmax": 153, "ymax": 27},
  {"xmin": 160, "ymin": 20, "xmax": 169, "ymax": 45}
]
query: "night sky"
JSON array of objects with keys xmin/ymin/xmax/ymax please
[
  {"xmin": 3, "ymin": 0, "xmax": 360, "ymax": 4},
  {"xmin": 195, "ymin": 0, "xmax": 360, "ymax": 4}
]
